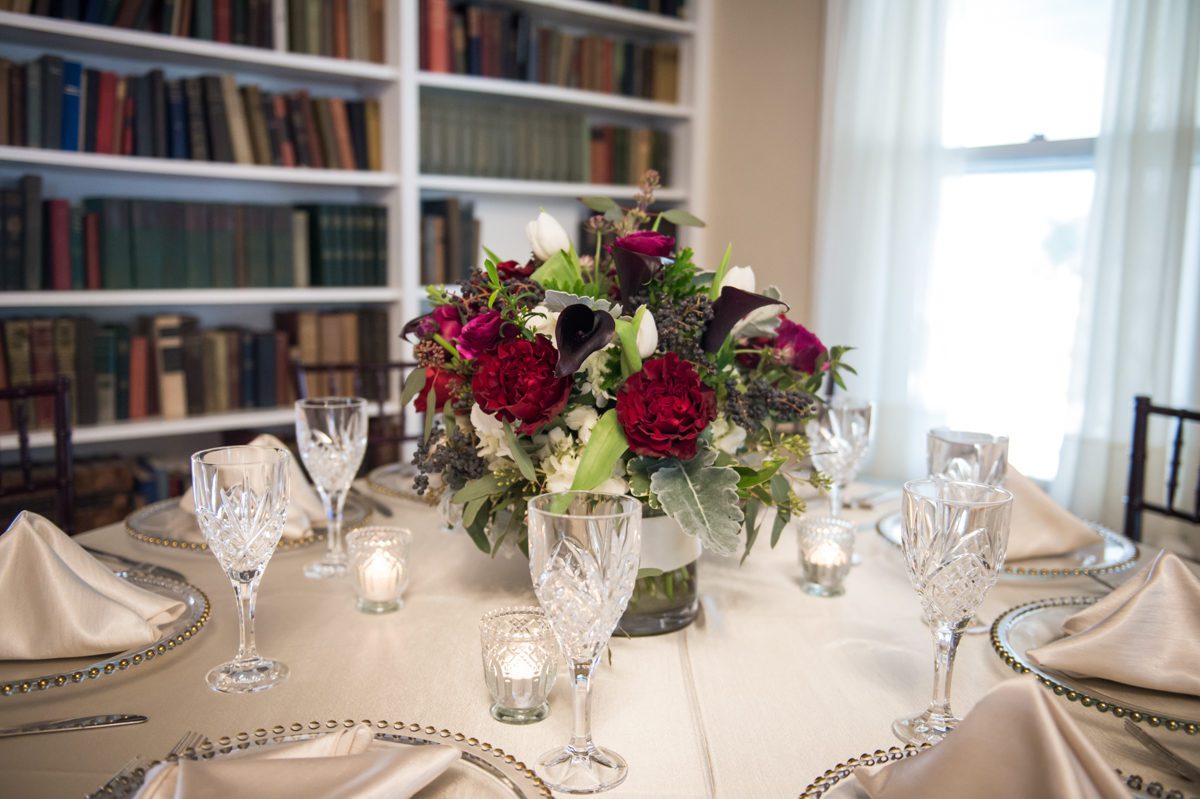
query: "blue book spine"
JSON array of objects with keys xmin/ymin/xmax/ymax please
[
  {"xmin": 84, "ymin": 0, "xmax": 106, "ymax": 23},
  {"xmin": 167, "ymin": 81, "xmax": 189, "ymax": 160},
  {"xmin": 61, "ymin": 62, "xmax": 83, "ymax": 152}
]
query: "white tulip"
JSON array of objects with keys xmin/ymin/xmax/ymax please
[
  {"xmin": 636, "ymin": 310, "xmax": 658, "ymax": 358},
  {"xmin": 719, "ymin": 265, "xmax": 757, "ymax": 294},
  {"xmin": 525, "ymin": 211, "xmax": 571, "ymax": 261}
]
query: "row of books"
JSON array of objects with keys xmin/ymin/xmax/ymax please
[
  {"xmin": 0, "ymin": 178, "xmax": 387, "ymax": 290},
  {"xmin": 582, "ymin": 0, "xmax": 686, "ymax": 15},
  {"xmin": 420, "ymin": 1, "xmax": 680, "ymax": 103},
  {"xmin": 420, "ymin": 198, "xmax": 478, "ymax": 286},
  {"xmin": 0, "ymin": 309, "xmax": 390, "ymax": 430},
  {"xmin": 286, "ymin": 0, "xmax": 387, "ymax": 63},
  {"xmin": 421, "ymin": 96, "xmax": 673, "ymax": 185},
  {"xmin": 0, "ymin": 456, "xmax": 139, "ymax": 534},
  {"xmin": 0, "ymin": 55, "xmax": 383, "ymax": 171}
]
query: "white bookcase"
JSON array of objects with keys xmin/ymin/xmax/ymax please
[{"xmin": 0, "ymin": 0, "xmax": 709, "ymax": 451}]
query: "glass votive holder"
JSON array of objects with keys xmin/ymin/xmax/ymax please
[
  {"xmin": 798, "ymin": 517, "xmax": 855, "ymax": 598},
  {"xmin": 480, "ymin": 607, "xmax": 558, "ymax": 725},
  {"xmin": 346, "ymin": 527, "xmax": 411, "ymax": 613}
]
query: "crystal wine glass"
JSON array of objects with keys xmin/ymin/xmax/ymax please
[
  {"xmin": 296, "ymin": 397, "xmax": 368, "ymax": 579},
  {"xmin": 927, "ymin": 428, "xmax": 1009, "ymax": 486},
  {"xmin": 190, "ymin": 445, "xmax": 291, "ymax": 694},
  {"xmin": 807, "ymin": 397, "xmax": 875, "ymax": 517},
  {"xmin": 894, "ymin": 478, "xmax": 1013, "ymax": 744},
  {"xmin": 528, "ymin": 492, "xmax": 642, "ymax": 794}
]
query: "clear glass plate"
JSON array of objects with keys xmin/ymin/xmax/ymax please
[
  {"xmin": 90, "ymin": 723, "xmax": 551, "ymax": 799},
  {"xmin": 125, "ymin": 495, "xmax": 371, "ymax": 553},
  {"xmin": 366, "ymin": 461, "xmax": 435, "ymax": 504},
  {"xmin": 875, "ymin": 511, "xmax": 1139, "ymax": 579},
  {"xmin": 993, "ymin": 596, "xmax": 1200, "ymax": 734},
  {"xmin": 0, "ymin": 571, "xmax": 210, "ymax": 697}
]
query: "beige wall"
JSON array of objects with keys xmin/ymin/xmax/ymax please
[{"xmin": 702, "ymin": 0, "xmax": 824, "ymax": 321}]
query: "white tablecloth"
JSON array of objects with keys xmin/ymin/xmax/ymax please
[{"xmin": 0, "ymin": 486, "xmax": 1196, "ymax": 798}]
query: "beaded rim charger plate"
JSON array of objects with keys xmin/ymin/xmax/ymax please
[
  {"xmin": 798, "ymin": 744, "xmax": 1186, "ymax": 798},
  {"xmin": 124, "ymin": 495, "xmax": 371, "ymax": 553},
  {"xmin": 875, "ymin": 511, "xmax": 1139, "ymax": 579},
  {"xmin": 992, "ymin": 596, "xmax": 1200, "ymax": 735},
  {"xmin": 367, "ymin": 461, "xmax": 436, "ymax": 504},
  {"xmin": 0, "ymin": 570, "xmax": 209, "ymax": 698},
  {"xmin": 88, "ymin": 719, "xmax": 551, "ymax": 798}
]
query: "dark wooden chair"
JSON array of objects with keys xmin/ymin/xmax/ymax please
[
  {"xmin": 0, "ymin": 377, "xmax": 75, "ymax": 534},
  {"xmin": 1124, "ymin": 395, "xmax": 1200, "ymax": 542}
]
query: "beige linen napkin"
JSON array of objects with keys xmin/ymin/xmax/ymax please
[
  {"xmin": 1005, "ymin": 467, "xmax": 1099, "ymax": 561},
  {"xmin": 179, "ymin": 434, "xmax": 325, "ymax": 541},
  {"xmin": 0, "ymin": 511, "xmax": 186, "ymax": 660},
  {"xmin": 135, "ymin": 725, "xmax": 458, "ymax": 799},
  {"xmin": 1027, "ymin": 551, "xmax": 1200, "ymax": 696},
  {"xmin": 855, "ymin": 678, "xmax": 1127, "ymax": 799}
]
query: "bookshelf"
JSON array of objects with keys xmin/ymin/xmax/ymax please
[{"xmin": 0, "ymin": 0, "xmax": 710, "ymax": 457}]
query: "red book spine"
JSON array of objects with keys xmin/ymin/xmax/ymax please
[
  {"xmin": 128, "ymin": 335, "xmax": 148, "ymax": 419},
  {"xmin": 46, "ymin": 200, "xmax": 71, "ymax": 291},
  {"xmin": 273, "ymin": 95, "xmax": 295, "ymax": 167},
  {"xmin": 84, "ymin": 212, "xmax": 101, "ymax": 290},
  {"xmin": 120, "ymin": 93, "xmax": 136, "ymax": 155},
  {"xmin": 215, "ymin": 0, "xmax": 232, "ymax": 43},
  {"xmin": 95, "ymin": 72, "xmax": 116, "ymax": 155},
  {"xmin": 334, "ymin": 0, "xmax": 349, "ymax": 60},
  {"xmin": 428, "ymin": 0, "xmax": 450, "ymax": 73}
]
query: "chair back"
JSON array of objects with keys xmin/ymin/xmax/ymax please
[
  {"xmin": 0, "ymin": 376, "xmax": 75, "ymax": 534},
  {"xmin": 1124, "ymin": 395, "xmax": 1200, "ymax": 542}
]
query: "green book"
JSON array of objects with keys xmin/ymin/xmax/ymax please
[
  {"xmin": 269, "ymin": 206, "xmax": 293, "ymax": 287},
  {"xmin": 209, "ymin": 203, "xmax": 236, "ymax": 288},
  {"xmin": 245, "ymin": 205, "xmax": 270, "ymax": 287},
  {"xmin": 184, "ymin": 204, "xmax": 213, "ymax": 288},
  {"xmin": 161, "ymin": 202, "xmax": 187, "ymax": 289},
  {"xmin": 113, "ymin": 324, "xmax": 131, "ymax": 420},
  {"xmin": 85, "ymin": 198, "xmax": 132, "ymax": 290},
  {"xmin": 69, "ymin": 206, "xmax": 85, "ymax": 290},
  {"xmin": 130, "ymin": 200, "xmax": 164, "ymax": 289}
]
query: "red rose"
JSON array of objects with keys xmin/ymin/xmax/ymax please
[
  {"xmin": 617, "ymin": 353, "xmax": 716, "ymax": 459},
  {"xmin": 430, "ymin": 305, "xmax": 462, "ymax": 340},
  {"xmin": 774, "ymin": 318, "xmax": 826, "ymax": 374},
  {"xmin": 614, "ymin": 231, "xmax": 675, "ymax": 258},
  {"xmin": 471, "ymin": 335, "xmax": 571, "ymax": 434},
  {"xmin": 496, "ymin": 259, "xmax": 536, "ymax": 279},
  {"xmin": 457, "ymin": 310, "xmax": 504, "ymax": 360},
  {"xmin": 414, "ymin": 367, "xmax": 466, "ymax": 414}
]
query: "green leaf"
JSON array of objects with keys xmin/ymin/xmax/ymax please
[
  {"xmin": 625, "ymin": 457, "xmax": 662, "ymax": 507},
  {"xmin": 769, "ymin": 474, "xmax": 791, "ymax": 548},
  {"xmin": 530, "ymin": 247, "xmax": 584, "ymax": 293},
  {"xmin": 741, "ymin": 499, "xmax": 762, "ymax": 564},
  {"xmin": 735, "ymin": 459, "xmax": 784, "ymax": 492},
  {"xmin": 482, "ymin": 246, "xmax": 503, "ymax": 265},
  {"xmin": 637, "ymin": 567, "xmax": 663, "ymax": 579},
  {"xmin": 504, "ymin": 423, "xmax": 538, "ymax": 483},
  {"xmin": 708, "ymin": 244, "xmax": 733, "ymax": 301},
  {"xmin": 432, "ymin": 333, "xmax": 460, "ymax": 360},
  {"xmin": 423, "ymin": 400, "xmax": 435, "ymax": 441},
  {"xmin": 464, "ymin": 508, "xmax": 492, "ymax": 554},
  {"xmin": 604, "ymin": 206, "xmax": 624, "ymax": 224},
  {"xmin": 661, "ymin": 208, "xmax": 706, "ymax": 228},
  {"xmin": 484, "ymin": 259, "xmax": 501, "ymax": 288},
  {"xmin": 581, "ymin": 196, "xmax": 619, "ymax": 213},
  {"xmin": 453, "ymin": 473, "xmax": 503, "ymax": 504},
  {"xmin": 613, "ymin": 319, "xmax": 642, "ymax": 377},
  {"xmin": 568, "ymin": 409, "xmax": 628, "ymax": 492},
  {"xmin": 770, "ymin": 507, "xmax": 789, "ymax": 548},
  {"xmin": 650, "ymin": 449, "xmax": 744, "ymax": 556},
  {"xmin": 462, "ymin": 496, "xmax": 487, "ymax": 530},
  {"xmin": 443, "ymin": 400, "xmax": 458, "ymax": 434},
  {"xmin": 399, "ymin": 367, "xmax": 427, "ymax": 408}
]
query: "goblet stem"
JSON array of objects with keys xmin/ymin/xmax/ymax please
[
  {"xmin": 233, "ymin": 577, "xmax": 261, "ymax": 664},
  {"xmin": 568, "ymin": 660, "xmax": 596, "ymax": 753},
  {"xmin": 927, "ymin": 621, "xmax": 964, "ymax": 723},
  {"xmin": 326, "ymin": 488, "xmax": 348, "ymax": 561},
  {"xmin": 828, "ymin": 482, "xmax": 844, "ymax": 519}
]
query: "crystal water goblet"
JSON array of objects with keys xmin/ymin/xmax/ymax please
[
  {"xmin": 190, "ymin": 445, "xmax": 291, "ymax": 694},
  {"xmin": 528, "ymin": 492, "xmax": 642, "ymax": 794},
  {"xmin": 807, "ymin": 397, "xmax": 875, "ymax": 517},
  {"xmin": 927, "ymin": 428, "xmax": 1009, "ymax": 486},
  {"xmin": 296, "ymin": 397, "xmax": 368, "ymax": 579},
  {"xmin": 893, "ymin": 479, "xmax": 1013, "ymax": 745}
]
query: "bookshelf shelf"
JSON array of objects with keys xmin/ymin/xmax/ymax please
[
  {"xmin": 0, "ymin": 11, "xmax": 399, "ymax": 84},
  {"xmin": 0, "ymin": 288, "xmax": 402, "ymax": 309},
  {"xmin": 419, "ymin": 174, "xmax": 688, "ymax": 201},
  {"xmin": 0, "ymin": 146, "xmax": 398, "ymax": 188},
  {"xmin": 417, "ymin": 72, "xmax": 691, "ymax": 119},
  {"xmin": 0, "ymin": 406, "xmax": 297, "ymax": 449},
  {"xmin": 497, "ymin": 0, "xmax": 694, "ymax": 35}
]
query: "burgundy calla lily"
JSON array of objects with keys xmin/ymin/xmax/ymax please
[
  {"xmin": 702, "ymin": 287, "xmax": 789, "ymax": 354},
  {"xmin": 553, "ymin": 303, "xmax": 616, "ymax": 377}
]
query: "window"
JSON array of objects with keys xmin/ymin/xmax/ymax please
[{"xmin": 918, "ymin": 0, "xmax": 1114, "ymax": 479}]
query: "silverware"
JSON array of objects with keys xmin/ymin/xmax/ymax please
[
  {"xmin": 1124, "ymin": 718, "xmax": 1200, "ymax": 783},
  {"xmin": 350, "ymin": 486, "xmax": 393, "ymax": 518},
  {"xmin": 843, "ymin": 488, "xmax": 900, "ymax": 511},
  {"xmin": 83, "ymin": 546, "xmax": 187, "ymax": 583},
  {"xmin": 0, "ymin": 714, "xmax": 148, "ymax": 739},
  {"xmin": 1087, "ymin": 572, "xmax": 1118, "ymax": 591},
  {"xmin": 166, "ymin": 729, "xmax": 207, "ymax": 758}
]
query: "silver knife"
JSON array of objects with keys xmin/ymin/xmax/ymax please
[
  {"xmin": 350, "ymin": 487, "xmax": 394, "ymax": 518},
  {"xmin": 82, "ymin": 546, "xmax": 187, "ymax": 584},
  {"xmin": 1124, "ymin": 718, "xmax": 1200, "ymax": 783},
  {"xmin": 0, "ymin": 714, "xmax": 148, "ymax": 739}
]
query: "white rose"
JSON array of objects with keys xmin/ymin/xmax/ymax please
[
  {"xmin": 526, "ymin": 305, "xmax": 559, "ymax": 342},
  {"xmin": 525, "ymin": 211, "xmax": 571, "ymax": 261},
  {"xmin": 719, "ymin": 265, "xmax": 757, "ymax": 294},
  {"xmin": 636, "ymin": 310, "xmax": 658, "ymax": 358}
]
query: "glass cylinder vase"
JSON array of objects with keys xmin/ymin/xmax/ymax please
[{"xmin": 618, "ymin": 512, "xmax": 701, "ymax": 636}]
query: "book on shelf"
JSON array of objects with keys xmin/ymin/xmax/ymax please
[
  {"xmin": 420, "ymin": 1, "xmax": 680, "ymax": 103},
  {"xmin": 0, "ymin": 177, "xmax": 387, "ymax": 291},
  {"xmin": 420, "ymin": 96, "xmax": 672, "ymax": 185},
  {"xmin": 0, "ymin": 456, "xmax": 139, "ymax": 534},
  {"xmin": 0, "ymin": 308, "xmax": 390, "ymax": 431},
  {"xmin": 11, "ymin": 0, "xmax": 278, "ymax": 49},
  {"xmin": 285, "ymin": 0, "xmax": 387, "ymax": 63},
  {"xmin": 2, "ymin": 53, "xmax": 382, "ymax": 171},
  {"xmin": 419, "ymin": 198, "xmax": 478, "ymax": 286}
]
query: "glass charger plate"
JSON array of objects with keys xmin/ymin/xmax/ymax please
[
  {"xmin": 0, "ymin": 570, "xmax": 209, "ymax": 697},
  {"xmin": 124, "ymin": 495, "xmax": 370, "ymax": 553},
  {"xmin": 799, "ymin": 744, "xmax": 1186, "ymax": 798},
  {"xmin": 90, "ymin": 719, "xmax": 551, "ymax": 799},
  {"xmin": 875, "ymin": 511, "xmax": 1139, "ymax": 579},
  {"xmin": 367, "ymin": 461, "xmax": 435, "ymax": 504},
  {"xmin": 992, "ymin": 596, "xmax": 1200, "ymax": 734}
]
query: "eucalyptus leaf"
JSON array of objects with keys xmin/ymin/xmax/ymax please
[
  {"xmin": 453, "ymin": 473, "xmax": 503, "ymax": 504},
  {"xmin": 504, "ymin": 423, "xmax": 538, "ymax": 482},
  {"xmin": 604, "ymin": 206, "xmax": 624, "ymax": 224},
  {"xmin": 464, "ymin": 508, "xmax": 492, "ymax": 554},
  {"xmin": 581, "ymin": 196, "xmax": 619, "ymax": 213},
  {"xmin": 650, "ymin": 450, "xmax": 744, "ymax": 556},
  {"xmin": 399, "ymin": 367, "xmax": 427, "ymax": 408},
  {"xmin": 770, "ymin": 508, "xmax": 789, "ymax": 548},
  {"xmin": 741, "ymin": 499, "xmax": 762, "ymax": 564},
  {"xmin": 443, "ymin": 400, "xmax": 458, "ymax": 434},
  {"xmin": 568, "ymin": 409, "xmax": 628, "ymax": 492},
  {"xmin": 423, "ymin": 400, "xmax": 435, "ymax": 441},
  {"xmin": 661, "ymin": 208, "xmax": 706, "ymax": 228},
  {"xmin": 462, "ymin": 496, "xmax": 487, "ymax": 529}
]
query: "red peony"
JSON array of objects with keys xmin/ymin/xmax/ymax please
[
  {"xmin": 496, "ymin": 259, "xmax": 536, "ymax": 279},
  {"xmin": 774, "ymin": 318, "xmax": 827, "ymax": 374},
  {"xmin": 616, "ymin": 353, "xmax": 716, "ymax": 459},
  {"xmin": 614, "ymin": 231, "xmax": 675, "ymax": 258},
  {"xmin": 414, "ymin": 367, "xmax": 466, "ymax": 414},
  {"xmin": 471, "ymin": 335, "xmax": 571, "ymax": 434}
]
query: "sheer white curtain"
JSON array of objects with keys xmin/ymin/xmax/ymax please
[
  {"xmin": 1054, "ymin": 0, "xmax": 1200, "ymax": 533},
  {"xmin": 812, "ymin": 0, "xmax": 949, "ymax": 479}
]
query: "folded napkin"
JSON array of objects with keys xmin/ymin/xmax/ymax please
[
  {"xmin": 0, "ymin": 511, "xmax": 186, "ymax": 660},
  {"xmin": 1005, "ymin": 467, "xmax": 1099, "ymax": 561},
  {"xmin": 179, "ymin": 435, "xmax": 325, "ymax": 542},
  {"xmin": 1027, "ymin": 550, "xmax": 1200, "ymax": 696},
  {"xmin": 856, "ymin": 678, "xmax": 1128, "ymax": 799},
  {"xmin": 135, "ymin": 725, "xmax": 458, "ymax": 799}
]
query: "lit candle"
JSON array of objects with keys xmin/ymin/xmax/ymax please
[
  {"xmin": 808, "ymin": 540, "xmax": 847, "ymax": 568},
  {"xmin": 360, "ymin": 549, "xmax": 401, "ymax": 604},
  {"xmin": 503, "ymin": 653, "xmax": 540, "ymax": 682}
]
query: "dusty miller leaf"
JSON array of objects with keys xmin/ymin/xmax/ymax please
[{"xmin": 650, "ymin": 449, "xmax": 744, "ymax": 556}]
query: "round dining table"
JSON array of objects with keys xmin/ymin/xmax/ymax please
[{"xmin": 0, "ymin": 482, "xmax": 1194, "ymax": 798}]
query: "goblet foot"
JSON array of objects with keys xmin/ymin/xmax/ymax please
[
  {"xmin": 536, "ymin": 743, "xmax": 628, "ymax": 794},
  {"xmin": 892, "ymin": 708, "xmax": 959, "ymax": 745},
  {"xmin": 303, "ymin": 555, "xmax": 347, "ymax": 579},
  {"xmin": 205, "ymin": 657, "xmax": 289, "ymax": 694}
]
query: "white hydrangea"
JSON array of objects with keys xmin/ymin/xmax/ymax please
[
  {"xmin": 471, "ymin": 405, "xmax": 511, "ymax": 460},
  {"xmin": 538, "ymin": 422, "xmax": 627, "ymax": 495},
  {"xmin": 563, "ymin": 406, "xmax": 600, "ymax": 444},
  {"xmin": 709, "ymin": 415, "xmax": 747, "ymax": 455},
  {"xmin": 580, "ymin": 347, "xmax": 615, "ymax": 407},
  {"xmin": 525, "ymin": 305, "xmax": 559, "ymax": 342}
]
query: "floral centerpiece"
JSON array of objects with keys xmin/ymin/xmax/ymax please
[{"xmin": 402, "ymin": 171, "xmax": 852, "ymax": 634}]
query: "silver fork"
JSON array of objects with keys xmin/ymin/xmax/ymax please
[
  {"xmin": 166, "ymin": 730, "xmax": 206, "ymax": 759},
  {"xmin": 93, "ymin": 730, "xmax": 206, "ymax": 797},
  {"xmin": 1124, "ymin": 718, "xmax": 1200, "ymax": 783}
]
